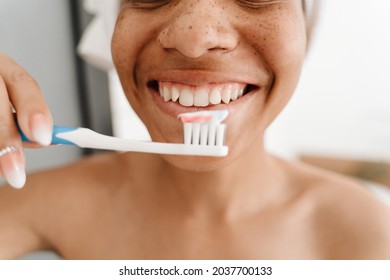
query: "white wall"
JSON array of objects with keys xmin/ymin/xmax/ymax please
[{"xmin": 266, "ymin": 0, "xmax": 390, "ymax": 161}]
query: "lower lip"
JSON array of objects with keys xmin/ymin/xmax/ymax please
[{"xmin": 149, "ymin": 87, "xmax": 258, "ymax": 119}]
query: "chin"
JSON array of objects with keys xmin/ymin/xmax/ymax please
[
  {"xmin": 160, "ymin": 136, "xmax": 250, "ymax": 172},
  {"xmin": 160, "ymin": 152, "xmax": 234, "ymax": 172}
]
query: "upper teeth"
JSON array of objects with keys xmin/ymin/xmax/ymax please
[{"xmin": 158, "ymin": 82, "xmax": 246, "ymax": 107}]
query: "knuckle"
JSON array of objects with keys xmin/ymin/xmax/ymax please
[
  {"xmin": 0, "ymin": 118, "xmax": 19, "ymax": 139},
  {"xmin": 0, "ymin": 122, "xmax": 14, "ymax": 137},
  {"xmin": 0, "ymin": 135, "xmax": 20, "ymax": 149},
  {"xmin": 9, "ymin": 70, "xmax": 38, "ymax": 87}
]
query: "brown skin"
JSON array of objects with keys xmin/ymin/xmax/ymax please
[
  {"xmin": 1, "ymin": 152, "xmax": 389, "ymax": 259},
  {"xmin": 1, "ymin": 0, "xmax": 390, "ymax": 259}
]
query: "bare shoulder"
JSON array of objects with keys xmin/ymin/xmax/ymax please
[
  {"xmin": 24, "ymin": 151, "xmax": 131, "ymax": 223},
  {"xmin": 23, "ymin": 151, "xmax": 127, "ymax": 201},
  {"xmin": 0, "ymin": 151, "xmax": 126, "ymax": 259},
  {"xmin": 283, "ymin": 159, "xmax": 390, "ymax": 259}
]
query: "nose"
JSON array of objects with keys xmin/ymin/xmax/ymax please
[{"xmin": 157, "ymin": 2, "xmax": 238, "ymax": 58}]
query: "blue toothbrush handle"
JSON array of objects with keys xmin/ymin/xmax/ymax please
[{"xmin": 20, "ymin": 125, "xmax": 77, "ymax": 145}]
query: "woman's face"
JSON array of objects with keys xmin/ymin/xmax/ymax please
[{"xmin": 112, "ymin": 0, "xmax": 307, "ymax": 170}]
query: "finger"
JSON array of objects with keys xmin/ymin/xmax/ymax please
[
  {"xmin": 12, "ymin": 113, "xmax": 51, "ymax": 149},
  {"xmin": 0, "ymin": 53, "xmax": 53, "ymax": 146},
  {"xmin": 0, "ymin": 77, "xmax": 26, "ymax": 188},
  {"xmin": 0, "ymin": 76, "xmax": 23, "ymax": 148},
  {"xmin": 0, "ymin": 146, "xmax": 26, "ymax": 189}
]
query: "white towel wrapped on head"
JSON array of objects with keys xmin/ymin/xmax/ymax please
[{"xmin": 77, "ymin": 0, "xmax": 119, "ymax": 71}]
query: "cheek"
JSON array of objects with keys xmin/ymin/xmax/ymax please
[
  {"xmin": 112, "ymin": 12, "xmax": 163, "ymax": 93},
  {"xmin": 112, "ymin": 14, "xmax": 140, "ymax": 75},
  {"xmin": 268, "ymin": 28, "xmax": 306, "ymax": 72},
  {"xmin": 238, "ymin": 9, "xmax": 307, "ymax": 126},
  {"xmin": 252, "ymin": 23, "xmax": 306, "ymax": 74},
  {"xmin": 112, "ymin": 14, "xmax": 148, "ymax": 109},
  {"xmin": 239, "ymin": 3, "xmax": 307, "ymax": 73},
  {"xmin": 267, "ymin": 15, "xmax": 307, "ymax": 91},
  {"xmin": 112, "ymin": 10, "xmax": 163, "ymax": 70}
]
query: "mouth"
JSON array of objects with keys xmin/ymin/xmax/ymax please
[{"xmin": 147, "ymin": 80, "xmax": 258, "ymax": 107}]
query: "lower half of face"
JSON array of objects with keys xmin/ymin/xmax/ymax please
[{"xmin": 112, "ymin": 0, "xmax": 307, "ymax": 171}]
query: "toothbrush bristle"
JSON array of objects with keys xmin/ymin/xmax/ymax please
[
  {"xmin": 216, "ymin": 124, "xmax": 226, "ymax": 146},
  {"xmin": 179, "ymin": 110, "xmax": 228, "ymax": 147},
  {"xmin": 183, "ymin": 122, "xmax": 226, "ymax": 146}
]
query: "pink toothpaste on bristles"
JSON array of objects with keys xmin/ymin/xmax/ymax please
[
  {"xmin": 178, "ymin": 110, "xmax": 228, "ymax": 124},
  {"xmin": 178, "ymin": 110, "xmax": 228, "ymax": 146},
  {"xmin": 179, "ymin": 115, "xmax": 213, "ymax": 123}
]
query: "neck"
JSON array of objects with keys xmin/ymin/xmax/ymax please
[{"xmin": 159, "ymin": 140, "xmax": 287, "ymax": 220}]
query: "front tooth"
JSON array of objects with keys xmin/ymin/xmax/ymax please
[
  {"xmin": 159, "ymin": 84, "xmax": 164, "ymax": 97},
  {"xmin": 231, "ymin": 84, "xmax": 239, "ymax": 101},
  {"xmin": 163, "ymin": 87, "xmax": 171, "ymax": 102},
  {"xmin": 172, "ymin": 87, "xmax": 180, "ymax": 102},
  {"xmin": 194, "ymin": 89, "xmax": 209, "ymax": 107},
  {"xmin": 179, "ymin": 88, "xmax": 194, "ymax": 106},
  {"xmin": 221, "ymin": 85, "xmax": 231, "ymax": 104},
  {"xmin": 238, "ymin": 87, "xmax": 244, "ymax": 98},
  {"xmin": 210, "ymin": 88, "xmax": 222, "ymax": 105}
]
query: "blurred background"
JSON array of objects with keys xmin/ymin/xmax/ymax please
[{"xmin": 0, "ymin": 0, "xmax": 389, "ymax": 259}]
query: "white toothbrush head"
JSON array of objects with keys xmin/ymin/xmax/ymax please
[{"xmin": 178, "ymin": 110, "xmax": 228, "ymax": 147}]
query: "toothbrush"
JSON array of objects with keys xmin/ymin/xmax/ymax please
[{"xmin": 20, "ymin": 110, "xmax": 229, "ymax": 157}]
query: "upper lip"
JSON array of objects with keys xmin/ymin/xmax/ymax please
[{"xmin": 146, "ymin": 69, "xmax": 261, "ymax": 87}]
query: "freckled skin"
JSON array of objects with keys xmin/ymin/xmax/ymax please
[{"xmin": 1, "ymin": 0, "xmax": 390, "ymax": 260}]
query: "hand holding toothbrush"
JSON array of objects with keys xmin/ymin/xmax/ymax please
[{"xmin": 0, "ymin": 52, "xmax": 53, "ymax": 189}]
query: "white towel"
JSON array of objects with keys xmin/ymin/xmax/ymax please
[{"xmin": 77, "ymin": 0, "xmax": 119, "ymax": 71}]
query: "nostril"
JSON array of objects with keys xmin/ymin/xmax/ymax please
[{"xmin": 208, "ymin": 47, "xmax": 227, "ymax": 52}]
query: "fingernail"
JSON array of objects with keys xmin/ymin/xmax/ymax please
[
  {"xmin": 31, "ymin": 114, "xmax": 52, "ymax": 146},
  {"xmin": 4, "ymin": 165, "xmax": 26, "ymax": 189},
  {"xmin": 1, "ymin": 149, "xmax": 26, "ymax": 189}
]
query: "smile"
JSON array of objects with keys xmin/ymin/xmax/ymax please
[{"xmin": 155, "ymin": 81, "xmax": 255, "ymax": 107}]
